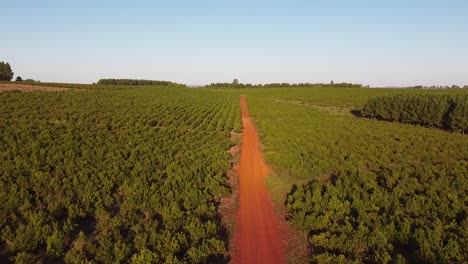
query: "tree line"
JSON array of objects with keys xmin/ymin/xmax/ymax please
[
  {"xmin": 361, "ymin": 94, "xmax": 468, "ymax": 133},
  {"xmin": 97, "ymin": 79, "xmax": 176, "ymax": 86},
  {"xmin": 205, "ymin": 81, "xmax": 365, "ymax": 89}
]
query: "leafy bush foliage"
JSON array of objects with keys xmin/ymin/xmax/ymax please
[{"xmin": 287, "ymin": 165, "xmax": 467, "ymax": 263}]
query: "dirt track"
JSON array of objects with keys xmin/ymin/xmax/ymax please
[
  {"xmin": 0, "ymin": 84, "xmax": 70, "ymax": 92},
  {"xmin": 233, "ymin": 96, "xmax": 286, "ymax": 264}
]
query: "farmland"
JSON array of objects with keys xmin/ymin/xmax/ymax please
[
  {"xmin": 238, "ymin": 87, "xmax": 468, "ymax": 263},
  {"xmin": 0, "ymin": 84, "xmax": 467, "ymax": 263},
  {"xmin": 0, "ymin": 85, "xmax": 240, "ymax": 263},
  {"xmin": 3, "ymin": 0, "xmax": 468, "ymax": 263}
]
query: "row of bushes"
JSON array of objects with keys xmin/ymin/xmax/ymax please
[
  {"xmin": 97, "ymin": 79, "xmax": 176, "ymax": 86},
  {"xmin": 361, "ymin": 94, "xmax": 467, "ymax": 133}
]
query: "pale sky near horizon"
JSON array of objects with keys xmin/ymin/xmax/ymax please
[{"xmin": 2, "ymin": 0, "xmax": 468, "ymax": 87}]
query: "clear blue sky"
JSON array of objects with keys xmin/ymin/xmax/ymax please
[{"xmin": 2, "ymin": 0, "xmax": 468, "ymax": 86}]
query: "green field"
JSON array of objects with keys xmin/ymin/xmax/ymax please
[
  {"xmin": 0, "ymin": 84, "xmax": 467, "ymax": 263},
  {"xmin": 0, "ymin": 86, "xmax": 240, "ymax": 263},
  {"xmin": 238, "ymin": 87, "xmax": 468, "ymax": 263}
]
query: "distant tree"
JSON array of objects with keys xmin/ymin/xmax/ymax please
[
  {"xmin": 0, "ymin": 61, "xmax": 14, "ymax": 81},
  {"xmin": 330, "ymin": 80, "xmax": 334, "ymax": 85},
  {"xmin": 232, "ymin": 79, "xmax": 240, "ymax": 89},
  {"xmin": 449, "ymin": 96, "xmax": 468, "ymax": 134},
  {"xmin": 16, "ymin": 76, "xmax": 23, "ymax": 82}
]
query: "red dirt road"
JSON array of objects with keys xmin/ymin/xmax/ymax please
[{"xmin": 233, "ymin": 96, "xmax": 286, "ymax": 264}]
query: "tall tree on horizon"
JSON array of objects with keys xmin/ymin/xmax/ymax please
[{"xmin": 0, "ymin": 61, "xmax": 14, "ymax": 81}]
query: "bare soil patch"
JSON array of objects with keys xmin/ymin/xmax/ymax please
[{"xmin": 0, "ymin": 84, "xmax": 71, "ymax": 92}]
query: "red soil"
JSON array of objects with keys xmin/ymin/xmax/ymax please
[
  {"xmin": 232, "ymin": 96, "xmax": 286, "ymax": 264},
  {"xmin": 0, "ymin": 84, "xmax": 70, "ymax": 92}
]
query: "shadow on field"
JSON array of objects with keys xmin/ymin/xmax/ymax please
[
  {"xmin": 284, "ymin": 184, "xmax": 298, "ymax": 208},
  {"xmin": 350, "ymin": 109, "xmax": 362, "ymax": 117}
]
